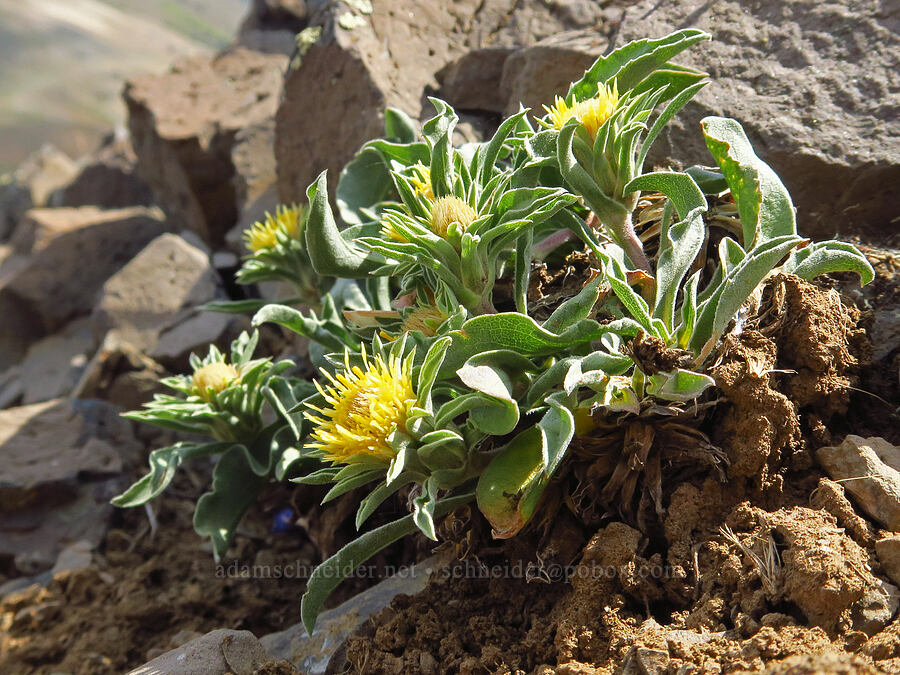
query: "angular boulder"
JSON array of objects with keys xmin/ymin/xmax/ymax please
[
  {"xmin": 19, "ymin": 317, "xmax": 94, "ymax": 404},
  {"xmin": 494, "ymin": 2, "xmax": 899, "ymax": 241},
  {"xmin": 92, "ymin": 233, "xmax": 223, "ymax": 355},
  {"xmin": 0, "ymin": 206, "xmax": 170, "ymax": 370},
  {"xmin": 0, "ymin": 398, "xmax": 141, "ymax": 574},
  {"xmin": 274, "ymin": 0, "xmax": 607, "ymax": 204},
  {"xmin": 128, "ymin": 629, "xmax": 290, "ymax": 675},
  {"xmin": 48, "ymin": 132, "xmax": 154, "ymax": 210},
  {"xmin": 235, "ymin": 0, "xmax": 308, "ymax": 55},
  {"xmin": 124, "ymin": 48, "xmax": 288, "ymax": 246}
]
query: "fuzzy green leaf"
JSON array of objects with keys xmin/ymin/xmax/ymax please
[
  {"xmin": 475, "ymin": 427, "xmax": 548, "ymax": 539},
  {"xmin": 653, "ymin": 206, "xmax": 706, "ymax": 330},
  {"xmin": 252, "ymin": 302, "xmax": 358, "ymax": 352},
  {"xmin": 444, "ymin": 312, "xmax": 642, "ymax": 373},
  {"xmin": 193, "ymin": 445, "xmax": 270, "ymax": 561},
  {"xmin": 701, "ymin": 117, "xmax": 796, "ymax": 248},
  {"xmin": 624, "ymin": 171, "xmax": 706, "ymax": 221},
  {"xmin": 690, "ymin": 235, "xmax": 801, "ymax": 353},
  {"xmin": 337, "ymin": 147, "xmax": 395, "ymax": 225},
  {"xmin": 568, "ymin": 29, "xmax": 710, "ymax": 101},
  {"xmin": 782, "ymin": 240, "xmax": 874, "ymax": 286},
  {"xmin": 646, "ymin": 368, "xmax": 714, "ymax": 401},
  {"xmin": 112, "ymin": 442, "xmax": 233, "ymax": 507},
  {"xmin": 305, "ymin": 171, "xmax": 380, "ymax": 277}
]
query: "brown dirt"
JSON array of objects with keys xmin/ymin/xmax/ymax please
[{"xmin": 0, "ymin": 479, "xmax": 314, "ymax": 675}]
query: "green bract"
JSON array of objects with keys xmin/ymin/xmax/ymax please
[{"xmin": 113, "ymin": 30, "xmax": 875, "ymax": 635}]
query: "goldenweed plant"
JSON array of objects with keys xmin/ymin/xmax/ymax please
[{"xmin": 115, "ymin": 29, "xmax": 874, "ymax": 633}]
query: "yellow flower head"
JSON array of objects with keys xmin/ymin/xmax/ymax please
[
  {"xmin": 543, "ymin": 81, "xmax": 620, "ymax": 139},
  {"xmin": 192, "ymin": 362, "xmax": 239, "ymax": 402},
  {"xmin": 409, "ymin": 163, "xmax": 434, "ymax": 202},
  {"xmin": 382, "ymin": 219, "xmax": 408, "ymax": 243},
  {"xmin": 429, "ymin": 196, "xmax": 478, "ymax": 238},
  {"xmin": 402, "ymin": 306, "xmax": 448, "ymax": 337},
  {"xmin": 306, "ymin": 349, "xmax": 416, "ymax": 464},
  {"xmin": 243, "ymin": 204, "xmax": 303, "ymax": 253}
]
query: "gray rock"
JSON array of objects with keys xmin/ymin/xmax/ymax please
[
  {"xmin": 0, "ymin": 366, "xmax": 23, "ymax": 410},
  {"xmin": 231, "ymin": 117, "xmax": 280, "ymax": 248},
  {"xmin": 620, "ymin": 647, "xmax": 670, "ymax": 675},
  {"xmin": 128, "ymin": 628, "xmax": 288, "ymax": 675},
  {"xmin": 275, "ymin": 0, "xmax": 607, "ymax": 205},
  {"xmin": 11, "ymin": 144, "xmax": 78, "ymax": 207},
  {"xmin": 438, "ymin": 48, "xmax": 516, "ymax": 113},
  {"xmin": 19, "ymin": 317, "xmax": 94, "ymax": 404},
  {"xmin": 71, "ymin": 332, "xmax": 168, "ymax": 411},
  {"xmin": 235, "ymin": 0, "xmax": 308, "ymax": 55},
  {"xmin": 416, "ymin": 2, "xmax": 900, "ymax": 242},
  {"xmin": 261, "ymin": 556, "xmax": 445, "ymax": 674},
  {"xmin": 817, "ymin": 435, "xmax": 900, "ymax": 531},
  {"xmin": 499, "ymin": 30, "xmax": 605, "ymax": 117},
  {"xmin": 92, "ymin": 233, "xmax": 221, "ymax": 354},
  {"xmin": 0, "ymin": 398, "xmax": 141, "ymax": 574},
  {"xmin": 609, "ymin": 0, "xmax": 900, "ymax": 242},
  {"xmin": 0, "ymin": 177, "xmax": 32, "ymax": 243},
  {"xmin": 872, "ymin": 308, "xmax": 900, "ymax": 362},
  {"xmin": 851, "ymin": 579, "xmax": 900, "ymax": 636},
  {"xmin": 48, "ymin": 132, "xmax": 154, "ymax": 210},
  {"xmin": 876, "ymin": 536, "xmax": 900, "ymax": 587},
  {"xmin": 0, "ymin": 206, "xmax": 170, "ymax": 370},
  {"xmin": 238, "ymin": 0, "xmax": 307, "ymax": 35},
  {"xmin": 124, "ymin": 49, "xmax": 288, "ymax": 247},
  {"xmin": 151, "ymin": 311, "xmax": 242, "ymax": 373}
]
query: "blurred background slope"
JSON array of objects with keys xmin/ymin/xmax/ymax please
[{"xmin": 0, "ymin": 0, "xmax": 246, "ymax": 173}]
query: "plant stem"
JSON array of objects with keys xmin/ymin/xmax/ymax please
[
  {"xmin": 617, "ymin": 211, "xmax": 652, "ymax": 273},
  {"xmin": 532, "ymin": 229, "xmax": 575, "ymax": 260}
]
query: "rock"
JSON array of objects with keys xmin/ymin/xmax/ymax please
[
  {"xmin": 11, "ymin": 144, "xmax": 78, "ymax": 207},
  {"xmin": 48, "ymin": 132, "xmax": 154, "ymax": 210},
  {"xmin": 0, "ymin": 366, "xmax": 23, "ymax": 410},
  {"xmin": 499, "ymin": 30, "xmax": 605, "ymax": 117},
  {"xmin": 261, "ymin": 556, "xmax": 445, "ymax": 673},
  {"xmin": 851, "ymin": 580, "xmax": 900, "ymax": 636},
  {"xmin": 438, "ymin": 48, "xmax": 516, "ymax": 113},
  {"xmin": 0, "ymin": 206, "xmax": 170, "ymax": 370},
  {"xmin": 231, "ymin": 118, "xmax": 280, "ymax": 244},
  {"xmin": 872, "ymin": 307, "xmax": 900, "ymax": 362},
  {"xmin": 236, "ymin": 0, "xmax": 308, "ymax": 55},
  {"xmin": 128, "ymin": 628, "xmax": 291, "ymax": 675},
  {"xmin": 609, "ymin": 0, "xmax": 900, "ymax": 241},
  {"xmin": 151, "ymin": 311, "xmax": 243, "ymax": 373},
  {"xmin": 71, "ymin": 333, "xmax": 167, "ymax": 411},
  {"xmin": 275, "ymin": 0, "xmax": 607, "ymax": 204},
  {"xmin": 620, "ymin": 646, "xmax": 669, "ymax": 675},
  {"xmin": 124, "ymin": 48, "xmax": 288, "ymax": 247},
  {"xmin": 0, "ymin": 398, "xmax": 142, "ymax": 574},
  {"xmin": 19, "ymin": 317, "xmax": 94, "ymax": 404},
  {"xmin": 876, "ymin": 536, "xmax": 900, "ymax": 587},
  {"xmin": 817, "ymin": 435, "xmax": 900, "ymax": 531},
  {"xmin": 0, "ymin": 177, "xmax": 32, "ymax": 243},
  {"xmin": 419, "ymin": 2, "xmax": 900, "ymax": 241},
  {"xmin": 92, "ymin": 233, "xmax": 222, "ymax": 354},
  {"xmin": 50, "ymin": 539, "xmax": 94, "ymax": 576}
]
